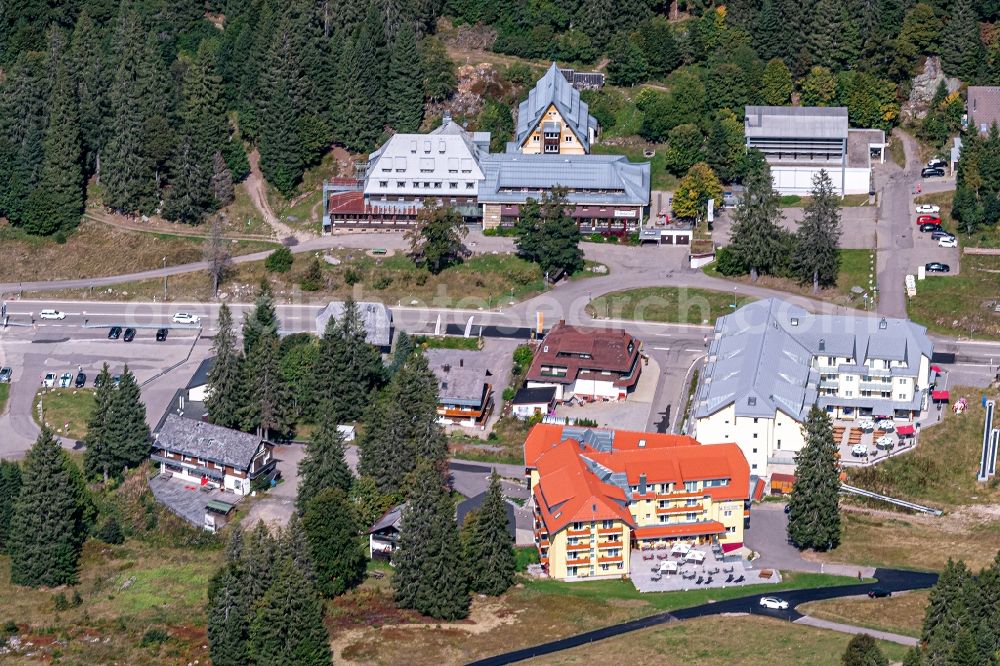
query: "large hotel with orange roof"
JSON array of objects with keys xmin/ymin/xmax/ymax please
[{"xmin": 524, "ymin": 423, "xmax": 756, "ymax": 581}]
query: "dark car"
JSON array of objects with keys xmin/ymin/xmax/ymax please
[
  {"xmin": 123, "ymin": 327, "xmax": 136, "ymax": 342},
  {"xmin": 74, "ymin": 372, "xmax": 86, "ymax": 388},
  {"xmin": 931, "ymin": 230, "xmax": 955, "ymax": 241},
  {"xmin": 868, "ymin": 588, "xmax": 892, "ymax": 598},
  {"xmin": 919, "ymin": 223, "xmax": 943, "ymax": 233},
  {"xmin": 156, "ymin": 328, "xmax": 168, "ymax": 342},
  {"xmin": 108, "ymin": 326, "xmax": 122, "ymax": 340},
  {"xmin": 0, "ymin": 367, "xmax": 11, "ymax": 383},
  {"xmin": 112, "ymin": 374, "xmax": 121, "ymax": 387},
  {"xmin": 922, "ymin": 166, "xmax": 945, "ymax": 178},
  {"xmin": 926, "ymin": 262, "xmax": 951, "ymax": 273},
  {"xmin": 783, "ymin": 503, "xmax": 791, "ymax": 514}
]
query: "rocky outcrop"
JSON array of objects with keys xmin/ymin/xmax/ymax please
[{"xmin": 901, "ymin": 56, "xmax": 961, "ymax": 121}]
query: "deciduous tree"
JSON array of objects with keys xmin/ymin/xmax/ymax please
[
  {"xmin": 663, "ymin": 124, "xmax": 705, "ymax": 177},
  {"xmin": 760, "ymin": 58, "xmax": 792, "ymax": 105},
  {"xmin": 672, "ymin": 162, "xmax": 723, "ymax": 223},
  {"xmin": 406, "ymin": 201, "xmax": 468, "ymax": 274}
]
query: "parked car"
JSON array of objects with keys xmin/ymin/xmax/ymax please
[
  {"xmin": 915, "ymin": 203, "xmax": 941, "ymax": 215},
  {"xmin": 112, "ymin": 374, "xmax": 121, "ymax": 387},
  {"xmin": 868, "ymin": 588, "xmax": 892, "ymax": 598},
  {"xmin": 42, "ymin": 372, "xmax": 56, "ymax": 388},
  {"xmin": 851, "ymin": 443, "xmax": 868, "ymax": 457},
  {"xmin": 925, "ymin": 262, "xmax": 951, "ymax": 273},
  {"xmin": 172, "ymin": 312, "xmax": 200, "ymax": 324},
  {"xmin": 39, "ymin": 309, "xmax": 66, "ymax": 320},
  {"xmin": 759, "ymin": 596, "xmax": 789, "ymax": 610},
  {"xmin": 939, "ymin": 237, "xmax": 959, "ymax": 248},
  {"xmin": 123, "ymin": 327, "xmax": 136, "ymax": 342},
  {"xmin": 783, "ymin": 503, "xmax": 791, "ymax": 514},
  {"xmin": 927, "ymin": 158, "xmax": 947, "ymax": 169},
  {"xmin": 931, "ymin": 230, "xmax": 955, "ymax": 241},
  {"xmin": 921, "ymin": 166, "xmax": 945, "ymax": 178},
  {"xmin": 156, "ymin": 328, "xmax": 168, "ymax": 342},
  {"xmin": 108, "ymin": 326, "xmax": 122, "ymax": 340},
  {"xmin": 74, "ymin": 372, "xmax": 86, "ymax": 388},
  {"xmin": 0, "ymin": 367, "xmax": 11, "ymax": 383},
  {"xmin": 916, "ymin": 214, "xmax": 942, "ymax": 225},
  {"xmin": 919, "ymin": 223, "xmax": 943, "ymax": 233},
  {"xmin": 58, "ymin": 372, "xmax": 72, "ymax": 388}
]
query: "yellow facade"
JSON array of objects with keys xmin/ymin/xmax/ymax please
[{"xmin": 520, "ymin": 104, "xmax": 587, "ymax": 155}]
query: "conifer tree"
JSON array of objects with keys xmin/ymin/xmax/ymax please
[
  {"xmin": 922, "ymin": 558, "xmax": 972, "ymax": 662},
  {"xmin": 302, "ymin": 487, "xmax": 367, "ymax": 597},
  {"xmin": 901, "ymin": 647, "xmax": 923, "ymax": 666},
  {"xmin": 606, "ymin": 32, "xmax": 649, "ymax": 87},
  {"xmin": 83, "ymin": 363, "xmax": 117, "ymax": 482},
  {"xmin": 69, "ymin": 10, "xmax": 107, "ymax": 177},
  {"xmin": 249, "ymin": 556, "xmax": 332, "ymax": 665},
  {"xmin": 940, "ymin": 0, "xmax": 983, "ymax": 83},
  {"xmin": 466, "ymin": 471, "xmax": 516, "ymax": 596},
  {"xmin": 108, "ymin": 366, "xmax": 151, "ymax": 470},
  {"xmin": 754, "ymin": 0, "xmax": 784, "ymax": 61},
  {"xmin": 386, "ymin": 21, "xmax": 423, "ymax": 132},
  {"xmin": 0, "ymin": 459, "xmax": 22, "ymax": 553},
  {"xmin": 760, "ymin": 58, "xmax": 792, "ymax": 105},
  {"xmin": 258, "ymin": 19, "xmax": 305, "ymax": 196},
  {"xmin": 243, "ymin": 280, "xmax": 279, "ymax": 358},
  {"xmin": 35, "ymin": 27, "xmax": 83, "ymax": 235},
  {"xmin": 387, "ymin": 330, "xmax": 416, "ymax": 378},
  {"xmin": 8, "ymin": 427, "xmax": 85, "ymax": 587},
  {"xmin": 705, "ymin": 111, "xmax": 746, "ymax": 184},
  {"xmin": 787, "ymin": 405, "xmax": 841, "ymax": 551},
  {"xmin": 206, "ymin": 304, "xmax": 244, "ymax": 429},
  {"xmin": 241, "ymin": 329, "xmax": 293, "ymax": 439},
  {"xmin": 338, "ymin": 29, "xmax": 386, "ymax": 151},
  {"xmin": 393, "ymin": 460, "xmax": 470, "ymax": 620},
  {"xmin": 727, "ymin": 151, "xmax": 785, "ymax": 281},
  {"xmin": 0, "ymin": 52, "xmax": 48, "ymax": 227},
  {"xmin": 207, "ymin": 560, "xmax": 252, "ymax": 666},
  {"xmin": 297, "ymin": 406, "xmax": 354, "ymax": 513},
  {"xmin": 163, "ymin": 132, "xmax": 213, "ymax": 224},
  {"xmin": 536, "ymin": 189, "xmax": 584, "ymax": 278},
  {"xmin": 842, "ymin": 633, "xmax": 888, "ymax": 666},
  {"xmin": 791, "ymin": 169, "xmax": 842, "ymax": 293}
]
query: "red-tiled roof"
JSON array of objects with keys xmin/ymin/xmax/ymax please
[
  {"xmin": 770, "ymin": 472, "xmax": 796, "ymax": 484},
  {"xmin": 633, "ymin": 521, "xmax": 726, "ymax": 540},
  {"xmin": 327, "ymin": 191, "xmax": 419, "ymax": 217},
  {"xmin": 525, "ymin": 323, "xmax": 640, "ymax": 388},
  {"xmin": 752, "ymin": 477, "xmax": 765, "ymax": 501},
  {"xmin": 525, "ymin": 424, "xmax": 752, "ymax": 535}
]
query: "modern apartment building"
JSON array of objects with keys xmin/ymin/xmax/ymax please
[
  {"xmin": 692, "ymin": 299, "xmax": 934, "ymax": 477},
  {"xmin": 525, "ymin": 424, "xmax": 752, "ymax": 581}
]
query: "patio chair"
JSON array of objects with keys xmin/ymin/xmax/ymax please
[
  {"xmin": 735, "ymin": 575, "xmax": 745, "ymax": 583},
  {"xmin": 696, "ymin": 576, "xmax": 703, "ymax": 584},
  {"xmin": 726, "ymin": 573, "xmax": 734, "ymax": 583},
  {"xmin": 706, "ymin": 576, "xmax": 713, "ymax": 584}
]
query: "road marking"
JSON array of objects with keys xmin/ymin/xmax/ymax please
[
  {"xmin": 683, "ymin": 348, "xmax": 703, "ymax": 352},
  {"xmin": 652, "ymin": 346, "xmax": 670, "ymax": 351}
]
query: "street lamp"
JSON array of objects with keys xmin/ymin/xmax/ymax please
[{"xmin": 162, "ymin": 257, "xmax": 167, "ymax": 301}]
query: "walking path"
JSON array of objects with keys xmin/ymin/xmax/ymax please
[
  {"xmin": 794, "ymin": 615, "xmax": 918, "ymax": 646},
  {"xmin": 245, "ymin": 149, "xmax": 312, "ymax": 243}
]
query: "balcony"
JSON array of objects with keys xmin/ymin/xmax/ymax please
[
  {"xmin": 657, "ymin": 504, "xmax": 703, "ymax": 515},
  {"xmin": 819, "ymin": 379, "xmax": 839, "ymax": 389},
  {"xmin": 598, "ymin": 555, "xmax": 623, "ymax": 564},
  {"xmin": 598, "ymin": 540, "xmax": 622, "ymax": 549},
  {"xmin": 860, "ymin": 380, "xmax": 891, "ymax": 391},
  {"xmin": 566, "ymin": 528, "xmax": 591, "ymax": 537},
  {"xmin": 565, "ymin": 555, "xmax": 591, "ymax": 566},
  {"xmin": 566, "ymin": 541, "xmax": 591, "ymax": 552},
  {"xmin": 597, "ymin": 527, "xmax": 621, "ymax": 536}
]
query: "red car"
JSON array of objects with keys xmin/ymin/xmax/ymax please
[{"xmin": 917, "ymin": 214, "xmax": 942, "ymax": 225}]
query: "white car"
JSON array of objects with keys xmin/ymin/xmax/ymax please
[
  {"xmin": 172, "ymin": 312, "xmax": 200, "ymax": 324},
  {"xmin": 39, "ymin": 309, "xmax": 66, "ymax": 320},
  {"xmin": 938, "ymin": 237, "xmax": 958, "ymax": 248},
  {"xmin": 759, "ymin": 596, "xmax": 789, "ymax": 610},
  {"xmin": 58, "ymin": 372, "xmax": 72, "ymax": 388},
  {"xmin": 915, "ymin": 204, "xmax": 940, "ymax": 215},
  {"xmin": 42, "ymin": 372, "xmax": 56, "ymax": 388}
]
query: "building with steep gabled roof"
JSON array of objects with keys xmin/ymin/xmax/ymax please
[
  {"xmin": 511, "ymin": 62, "xmax": 599, "ymax": 155},
  {"xmin": 693, "ymin": 299, "xmax": 934, "ymax": 478},
  {"xmin": 524, "ymin": 424, "xmax": 751, "ymax": 581}
]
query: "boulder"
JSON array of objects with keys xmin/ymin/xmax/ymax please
[{"xmin": 901, "ymin": 56, "xmax": 961, "ymax": 121}]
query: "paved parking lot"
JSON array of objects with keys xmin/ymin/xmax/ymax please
[
  {"xmin": 553, "ymin": 357, "xmax": 661, "ymax": 431},
  {"xmin": 713, "ymin": 206, "xmax": 878, "ymax": 250}
]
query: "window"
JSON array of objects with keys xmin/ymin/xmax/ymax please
[
  {"xmin": 568, "ymin": 566, "xmax": 577, "ymax": 576},
  {"xmin": 898, "ymin": 393, "xmax": 906, "ymax": 400},
  {"xmin": 753, "ymin": 433, "xmax": 758, "ymax": 439},
  {"xmin": 752, "ymin": 463, "xmax": 758, "ymax": 470},
  {"xmin": 532, "ymin": 136, "xmax": 539, "ymax": 142},
  {"xmin": 685, "ymin": 498, "xmax": 697, "ymax": 507},
  {"xmin": 845, "ymin": 390, "xmax": 854, "ymax": 397},
  {"xmin": 601, "ymin": 564, "xmax": 609, "ymax": 571},
  {"xmin": 723, "ymin": 509, "xmax": 733, "ymax": 517},
  {"xmin": 727, "ymin": 526, "xmax": 736, "ymax": 534},
  {"xmin": 684, "ymin": 481, "xmax": 697, "ymax": 492},
  {"xmin": 752, "ymin": 448, "xmax": 757, "ymax": 453},
  {"xmin": 466, "ymin": 182, "xmax": 474, "ymax": 189},
  {"xmin": 827, "ymin": 356, "xmax": 835, "ymax": 365},
  {"xmin": 777, "ymin": 439, "xmax": 781, "ymax": 448},
  {"xmin": 396, "ymin": 181, "xmax": 405, "ymax": 187},
  {"xmin": 572, "ymin": 522, "xmax": 584, "ymax": 531},
  {"xmin": 449, "ymin": 182, "xmax": 457, "ymax": 189},
  {"xmin": 601, "ymin": 519, "xmax": 614, "ymax": 529},
  {"xmin": 567, "ymin": 537, "xmax": 578, "ymax": 546},
  {"xmin": 565, "ymin": 135, "xmax": 573, "ymax": 142},
  {"xmin": 685, "ymin": 512, "xmax": 698, "ymax": 521},
  {"xmin": 434, "ymin": 182, "xmax": 442, "ymax": 189},
  {"xmin": 753, "ymin": 418, "xmax": 759, "ymax": 424},
  {"xmin": 379, "ymin": 180, "xmax": 389, "ymax": 187}
]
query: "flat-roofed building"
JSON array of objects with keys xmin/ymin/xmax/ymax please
[
  {"xmin": 525, "ymin": 424, "xmax": 752, "ymax": 581},
  {"xmin": 967, "ymin": 87, "xmax": 1000, "ymax": 135},
  {"xmin": 744, "ymin": 105, "xmax": 885, "ymax": 196}
]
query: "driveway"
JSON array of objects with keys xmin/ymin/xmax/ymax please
[{"xmin": 240, "ymin": 443, "xmax": 304, "ymax": 528}]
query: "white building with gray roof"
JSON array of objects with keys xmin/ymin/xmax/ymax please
[
  {"xmin": 314, "ymin": 301, "xmax": 393, "ymax": 351},
  {"xmin": 692, "ymin": 299, "xmax": 933, "ymax": 477},
  {"xmin": 511, "ymin": 62, "xmax": 599, "ymax": 155},
  {"xmin": 744, "ymin": 105, "xmax": 885, "ymax": 196}
]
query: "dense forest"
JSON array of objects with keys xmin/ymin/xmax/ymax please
[{"xmin": 0, "ymin": 0, "xmax": 454, "ymax": 232}]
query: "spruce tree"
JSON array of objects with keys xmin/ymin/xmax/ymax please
[
  {"xmin": 258, "ymin": 20, "xmax": 305, "ymax": 196},
  {"xmin": 606, "ymin": 32, "xmax": 649, "ymax": 87},
  {"xmin": 297, "ymin": 406, "xmax": 354, "ymax": 513},
  {"xmin": 241, "ymin": 329, "xmax": 293, "ymax": 439},
  {"xmin": 787, "ymin": 405, "xmax": 842, "ymax": 551},
  {"xmin": 755, "ymin": 0, "xmax": 784, "ymax": 61},
  {"xmin": 922, "ymin": 558, "xmax": 972, "ymax": 662},
  {"xmin": 249, "ymin": 556, "xmax": 332, "ymax": 666},
  {"xmin": 243, "ymin": 280, "xmax": 279, "ymax": 358},
  {"xmin": 760, "ymin": 58, "xmax": 792, "ymax": 105},
  {"xmin": 136, "ymin": 30, "xmax": 173, "ymax": 206},
  {"xmin": 108, "ymin": 366, "xmax": 151, "ymax": 471},
  {"xmin": 705, "ymin": 110, "xmax": 747, "ymax": 184},
  {"xmin": 791, "ymin": 169, "xmax": 842, "ymax": 292},
  {"xmin": 163, "ymin": 131, "xmax": 213, "ymax": 224},
  {"xmin": 386, "ymin": 21, "xmax": 423, "ymax": 132},
  {"xmin": 0, "ymin": 459, "xmax": 23, "ymax": 553},
  {"xmin": 338, "ymin": 29, "xmax": 385, "ymax": 151},
  {"xmin": 842, "ymin": 633, "xmax": 888, "ymax": 666},
  {"xmin": 727, "ymin": 151, "xmax": 785, "ymax": 281},
  {"xmin": 513, "ymin": 198, "xmax": 543, "ymax": 264},
  {"xmin": 940, "ymin": 0, "xmax": 983, "ymax": 83},
  {"xmin": 387, "ymin": 330, "xmax": 416, "ymax": 378},
  {"xmin": 466, "ymin": 471, "xmax": 516, "ymax": 596},
  {"xmin": 36, "ymin": 27, "xmax": 84, "ymax": 235},
  {"xmin": 8, "ymin": 427, "xmax": 85, "ymax": 587},
  {"xmin": 69, "ymin": 10, "xmax": 108, "ymax": 177},
  {"xmin": 314, "ymin": 296, "xmax": 386, "ymax": 423},
  {"xmin": 206, "ymin": 303, "xmax": 244, "ymax": 429},
  {"xmin": 302, "ymin": 487, "xmax": 367, "ymax": 597},
  {"xmin": 206, "ymin": 561, "xmax": 252, "ymax": 666},
  {"xmin": 83, "ymin": 363, "xmax": 117, "ymax": 482},
  {"xmin": 393, "ymin": 460, "xmax": 470, "ymax": 620}
]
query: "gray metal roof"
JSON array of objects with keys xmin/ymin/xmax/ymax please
[
  {"xmin": 426, "ymin": 348, "xmax": 493, "ymax": 407},
  {"xmin": 695, "ymin": 299, "xmax": 933, "ymax": 421},
  {"xmin": 314, "ymin": 301, "xmax": 393, "ymax": 348},
  {"xmin": 477, "ymin": 153, "xmax": 650, "ymax": 206},
  {"xmin": 155, "ymin": 414, "xmax": 266, "ymax": 470},
  {"xmin": 515, "ymin": 62, "xmax": 599, "ymax": 152},
  {"xmin": 745, "ymin": 106, "xmax": 849, "ymax": 140}
]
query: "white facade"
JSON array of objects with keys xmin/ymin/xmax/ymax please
[
  {"xmin": 526, "ymin": 378, "xmax": 621, "ymax": 401},
  {"xmin": 527, "ymin": 380, "xmax": 564, "ymax": 401},
  {"xmin": 364, "ymin": 131, "xmax": 485, "ymax": 202},
  {"xmin": 769, "ymin": 165, "xmax": 872, "ymax": 196},
  {"xmin": 696, "ymin": 406, "xmax": 807, "ymax": 476}
]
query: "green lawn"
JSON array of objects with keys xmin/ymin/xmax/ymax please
[
  {"xmin": 0, "ymin": 383, "xmax": 9, "ymax": 413},
  {"xmin": 414, "ymin": 335, "xmax": 481, "ymax": 350},
  {"xmin": 779, "ymin": 194, "xmax": 872, "ymax": 208},
  {"xmin": 703, "ymin": 249, "xmax": 875, "ymax": 307},
  {"xmin": 907, "ymin": 253, "xmax": 1000, "ymax": 338},
  {"xmin": 591, "ymin": 143, "xmax": 678, "ymax": 191},
  {"xmin": 33, "ymin": 387, "xmax": 96, "ymax": 440},
  {"xmin": 586, "ymin": 286, "xmax": 755, "ymax": 325}
]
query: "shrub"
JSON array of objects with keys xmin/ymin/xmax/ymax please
[
  {"xmin": 96, "ymin": 516, "xmax": 125, "ymax": 545},
  {"xmin": 372, "ymin": 274, "xmax": 392, "ymax": 290},
  {"xmin": 344, "ymin": 268, "xmax": 361, "ymax": 285},
  {"xmin": 139, "ymin": 628, "xmax": 169, "ymax": 648},
  {"xmin": 414, "ymin": 271, "xmax": 429, "ymax": 286},
  {"xmin": 588, "ymin": 233, "xmax": 604, "ymax": 243},
  {"xmin": 71, "ymin": 590, "xmax": 83, "ymax": 607},
  {"xmin": 2, "ymin": 621, "xmax": 18, "ymax": 635},
  {"xmin": 482, "ymin": 228, "xmax": 497, "ymax": 237},
  {"xmin": 53, "ymin": 593, "xmax": 69, "ymax": 611},
  {"xmin": 264, "ymin": 246, "xmax": 294, "ymax": 273},
  {"xmin": 575, "ymin": 417, "xmax": 598, "ymax": 427},
  {"xmin": 714, "ymin": 246, "xmax": 746, "ymax": 276},
  {"xmin": 54, "ymin": 230, "xmax": 68, "ymax": 244},
  {"xmin": 299, "ymin": 256, "xmax": 324, "ymax": 291},
  {"xmin": 502, "ymin": 387, "xmax": 516, "ymax": 401},
  {"xmin": 512, "ymin": 345, "xmax": 533, "ymax": 368}
]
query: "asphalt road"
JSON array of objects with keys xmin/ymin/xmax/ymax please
[{"xmin": 467, "ymin": 568, "xmax": 938, "ymax": 666}]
